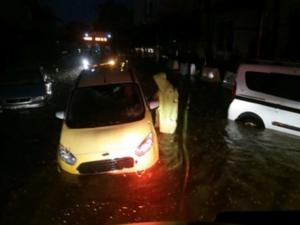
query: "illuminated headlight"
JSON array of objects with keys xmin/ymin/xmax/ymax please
[
  {"xmin": 100, "ymin": 59, "xmax": 116, "ymax": 66},
  {"xmin": 135, "ymin": 133, "xmax": 153, "ymax": 157},
  {"xmin": 82, "ymin": 59, "xmax": 90, "ymax": 70},
  {"xmin": 208, "ymin": 72, "xmax": 214, "ymax": 79},
  {"xmin": 108, "ymin": 59, "xmax": 116, "ymax": 66},
  {"xmin": 58, "ymin": 145, "xmax": 76, "ymax": 165}
]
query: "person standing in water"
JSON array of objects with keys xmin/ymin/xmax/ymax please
[{"xmin": 153, "ymin": 73, "xmax": 179, "ymax": 134}]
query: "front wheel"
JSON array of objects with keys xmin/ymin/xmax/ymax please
[{"xmin": 237, "ymin": 115, "xmax": 265, "ymax": 130}]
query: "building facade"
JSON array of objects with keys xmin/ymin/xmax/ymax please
[{"xmin": 134, "ymin": 0, "xmax": 300, "ymax": 67}]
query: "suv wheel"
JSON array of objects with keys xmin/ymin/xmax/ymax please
[{"xmin": 237, "ymin": 114, "xmax": 265, "ymax": 130}]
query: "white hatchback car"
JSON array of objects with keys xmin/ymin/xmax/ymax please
[{"xmin": 228, "ymin": 63, "xmax": 300, "ymax": 136}]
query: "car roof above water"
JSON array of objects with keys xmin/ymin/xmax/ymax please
[
  {"xmin": 77, "ymin": 68, "xmax": 137, "ymax": 88},
  {"xmin": 237, "ymin": 63, "xmax": 300, "ymax": 76}
]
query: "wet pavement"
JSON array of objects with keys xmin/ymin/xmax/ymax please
[{"xmin": 1, "ymin": 59, "xmax": 300, "ymax": 225}]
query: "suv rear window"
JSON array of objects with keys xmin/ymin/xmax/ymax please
[{"xmin": 245, "ymin": 71, "xmax": 300, "ymax": 102}]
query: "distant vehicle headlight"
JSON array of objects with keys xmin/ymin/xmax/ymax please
[
  {"xmin": 58, "ymin": 145, "xmax": 76, "ymax": 165},
  {"xmin": 82, "ymin": 58, "xmax": 90, "ymax": 70},
  {"xmin": 100, "ymin": 59, "xmax": 117, "ymax": 67},
  {"xmin": 108, "ymin": 59, "xmax": 116, "ymax": 66},
  {"xmin": 135, "ymin": 133, "xmax": 153, "ymax": 157},
  {"xmin": 208, "ymin": 72, "xmax": 214, "ymax": 79}
]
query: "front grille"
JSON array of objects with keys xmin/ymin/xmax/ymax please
[
  {"xmin": 5, "ymin": 97, "xmax": 31, "ymax": 104},
  {"xmin": 77, "ymin": 157, "xmax": 134, "ymax": 174}
]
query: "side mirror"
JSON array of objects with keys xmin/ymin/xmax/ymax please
[
  {"xmin": 149, "ymin": 100, "xmax": 159, "ymax": 110},
  {"xmin": 55, "ymin": 111, "xmax": 65, "ymax": 120}
]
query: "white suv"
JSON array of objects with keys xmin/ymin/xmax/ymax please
[{"xmin": 228, "ymin": 63, "xmax": 300, "ymax": 136}]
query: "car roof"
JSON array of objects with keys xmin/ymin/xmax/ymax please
[
  {"xmin": 77, "ymin": 68, "xmax": 137, "ymax": 88},
  {"xmin": 238, "ymin": 63, "xmax": 300, "ymax": 75}
]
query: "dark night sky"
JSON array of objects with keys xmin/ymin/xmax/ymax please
[{"xmin": 39, "ymin": 0, "xmax": 133, "ymax": 23}]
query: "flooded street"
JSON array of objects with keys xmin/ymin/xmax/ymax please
[
  {"xmin": 1, "ymin": 60, "xmax": 300, "ymax": 225},
  {"xmin": 185, "ymin": 80, "xmax": 300, "ymax": 221}
]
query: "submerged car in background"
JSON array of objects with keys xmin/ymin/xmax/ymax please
[
  {"xmin": 56, "ymin": 67, "xmax": 159, "ymax": 175},
  {"xmin": 228, "ymin": 63, "xmax": 300, "ymax": 136},
  {"xmin": 0, "ymin": 68, "xmax": 52, "ymax": 112}
]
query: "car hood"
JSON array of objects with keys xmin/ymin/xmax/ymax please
[
  {"xmin": 0, "ymin": 83, "xmax": 44, "ymax": 99},
  {"xmin": 60, "ymin": 117, "xmax": 153, "ymax": 155}
]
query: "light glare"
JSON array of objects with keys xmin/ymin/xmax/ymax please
[{"xmin": 83, "ymin": 36, "xmax": 93, "ymax": 41}]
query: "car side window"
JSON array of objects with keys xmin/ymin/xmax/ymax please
[{"xmin": 245, "ymin": 71, "xmax": 300, "ymax": 102}]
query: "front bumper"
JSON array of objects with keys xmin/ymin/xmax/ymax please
[{"xmin": 58, "ymin": 145, "xmax": 159, "ymax": 175}]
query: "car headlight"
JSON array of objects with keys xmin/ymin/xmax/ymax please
[
  {"xmin": 208, "ymin": 72, "xmax": 214, "ymax": 79},
  {"xmin": 58, "ymin": 145, "xmax": 76, "ymax": 165},
  {"xmin": 82, "ymin": 58, "xmax": 90, "ymax": 70},
  {"xmin": 100, "ymin": 59, "xmax": 117, "ymax": 66},
  {"xmin": 135, "ymin": 133, "xmax": 153, "ymax": 157},
  {"xmin": 108, "ymin": 59, "xmax": 116, "ymax": 66}
]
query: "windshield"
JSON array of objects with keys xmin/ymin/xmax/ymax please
[{"xmin": 66, "ymin": 84, "xmax": 145, "ymax": 128}]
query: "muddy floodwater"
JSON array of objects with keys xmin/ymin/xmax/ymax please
[{"xmin": 1, "ymin": 60, "xmax": 300, "ymax": 225}]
